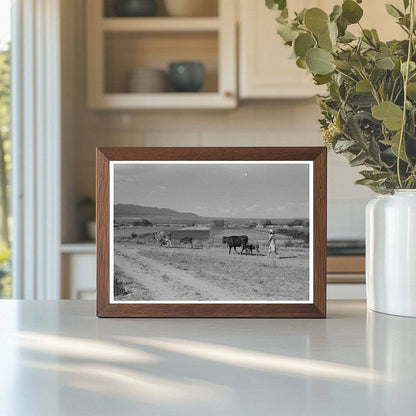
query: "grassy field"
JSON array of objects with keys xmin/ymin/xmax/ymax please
[{"xmin": 113, "ymin": 225, "xmax": 310, "ymax": 302}]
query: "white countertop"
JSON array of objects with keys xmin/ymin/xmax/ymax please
[{"xmin": 0, "ymin": 300, "xmax": 415, "ymax": 415}]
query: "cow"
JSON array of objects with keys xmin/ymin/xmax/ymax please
[
  {"xmin": 246, "ymin": 243, "xmax": 260, "ymax": 256},
  {"xmin": 222, "ymin": 235, "xmax": 249, "ymax": 255},
  {"xmin": 155, "ymin": 231, "xmax": 172, "ymax": 247},
  {"xmin": 180, "ymin": 237, "xmax": 193, "ymax": 247}
]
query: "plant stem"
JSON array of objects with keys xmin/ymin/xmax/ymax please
[
  {"xmin": 334, "ymin": 68, "xmax": 357, "ymax": 83},
  {"xmin": 397, "ymin": 0, "xmax": 415, "ymax": 188},
  {"xmin": 358, "ymin": 69, "xmax": 380, "ymax": 104}
]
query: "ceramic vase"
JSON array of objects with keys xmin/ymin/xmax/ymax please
[{"xmin": 366, "ymin": 190, "xmax": 416, "ymax": 317}]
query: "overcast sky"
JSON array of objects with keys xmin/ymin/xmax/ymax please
[{"xmin": 113, "ymin": 163, "xmax": 310, "ymax": 219}]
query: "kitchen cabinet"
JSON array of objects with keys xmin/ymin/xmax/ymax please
[
  {"xmin": 238, "ymin": 0, "xmax": 404, "ymax": 99},
  {"xmin": 239, "ymin": 0, "xmax": 323, "ymax": 99},
  {"xmin": 61, "ymin": 244, "xmax": 96, "ymax": 300},
  {"xmin": 86, "ymin": 0, "xmax": 237, "ymax": 109}
]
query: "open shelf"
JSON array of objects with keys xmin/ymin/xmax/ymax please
[
  {"xmin": 90, "ymin": 92, "xmax": 235, "ymax": 109},
  {"xmin": 86, "ymin": 0, "xmax": 236, "ymax": 109},
  {"xmin": 61, "ymin": 242, "xmax": 96, "ymax": 254},
  {"xmin": 104, "ymin": 31, "xmax": 219, "ymax": 94},
  {"xmin": 101, "ymin": 17, "xmax": 221, "ymax": 32}
]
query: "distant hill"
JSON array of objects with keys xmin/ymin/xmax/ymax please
[{"xmin": 114, "ymin": 204, "xmax": 201, "ymax": 220}]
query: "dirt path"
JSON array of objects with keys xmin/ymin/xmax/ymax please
[{"xmin": 115, "ymin": 248, "xmax": 236, "ymax": 301}]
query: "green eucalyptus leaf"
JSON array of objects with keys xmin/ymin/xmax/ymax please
[
  {"xmin": 333, "ymin": 59, "xmax": 353, "ymax": 70},
  {"xmin": 336, "ymin": 15, "xmax": 348, "ymax": 36},
  {"xmin": 372, "ymin": 101, "xmax": 403, "ymax": 130},
  {"xmin": 382, "ymin": 132, "xmax": 409, "ymax": 162},
  {"xmin": 393, "ymin": 61, "xmax": 402, "ymax": 78},
  {"xmin": 294, "ymin": 33, "xmax": 315, "ymax": 57},
  {"xmin": 313, "ymin": 74, "xmax": 332, "ymax": 85},
  {"xmin": 339, "ymin": 31, "xmax": 356, "ymax": 43},
  {"xmin": 328, "ymin": 21, "xmax": 338, "ymax": 44},
  {"xmin": 370, "ymin": 67, "xmax": 386, "ymax": 84},
  {"xmin": 266, "ymin": 0, "xmax": 287, "ymax": 11},
  {"xmin": 369, "ymin": 136, "xmax": 381, "ymax": 162},
  {"xmin": 375, "ymin": 56, "xmax": 396, "ymax": 70},
  {"xmin": 363, "ymin": 29, "xmax": 375, "ymax": 44},
  {"xmin": 407, "ymin": 82, "xmax": 416, "ymax": 99},
  {"xmin": 330, "ymin": 5, "xmax": 343, "ymax": 22},
  {"xmin": 306, "ymin": 48, "xmax": 335, "ymax": 75},
  {"xmin": 318, "ymin": 31, "xmax": 334, "ymax": 52},
  {"xmin": 385, "ymin": 4, "xmax": 404, "ymax": 18},
  {"xmin": 350, "ymin": 152, "xmax": 368, "ymax": 167},
  {"xmin": 356, "ymin": 79, "xmax": 372, "ymax": 92},
  {"xmin": 360, "ymin": 170, "xmax": 391, "ymax": 180},
  {"xmin": 401, "ymin": 61, "xmax": 416, "ymax": 76},
  {"xmin": 334, "ymin": 139, "xmax": 355, "ymax": 152},
  {"xmin": 304, "ymin": 8, "xmax": 329, "ymax": 35},
  {"xmin": 276, "ymin": 9, "xmax": 289, "ymax": 23},
  {"xmin": 295, "ymin": 8, "xmax": 307, "ymax": 22},
  {"xmin": 371, "ymin": 29, "xmax": 380, "ymax": 42},
  {"xmin": 277, "ymin": 23, "xmax": 299, "ymax": 42},
  {"xmin": 356, "ymin": 178, "xmax": 377, "ymax": 185},
  {"xmin": 349, "ymin": 92, "xmax": 376, "ymax": 107},
  {"xmin": 350, "ymin": 53, "xmax": 368, "ymax": 69},
  {"xmin": 296, "ymin": 57, "xmax": 307, "ymax": 69},
  {"xmin": 342, "ymin": 0, "xmax": 363, "ymax": 24}
]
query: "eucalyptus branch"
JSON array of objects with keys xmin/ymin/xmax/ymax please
[
  {"xmin": 397, "ymin": 0, "xmax": 415, "ymax": 188},
  {"xmin": 267, "ymin": 0, "xmax": 416, "ymax": 193},
  {"xmin": 358, "ymin": 69, "xmax": 381, "ymax": 104},
  {"xmin": 334, "ymin": 68, "xmax": 357, "ymax": 83}
]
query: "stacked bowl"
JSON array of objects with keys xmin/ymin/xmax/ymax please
[{"xmin": 127, "ymin": 68, "xmax": 167, "ymax": 93}]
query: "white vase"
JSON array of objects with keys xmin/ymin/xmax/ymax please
[{"xmin": 366, "ymin": 190, "xmax": 416, "ymax": 317}]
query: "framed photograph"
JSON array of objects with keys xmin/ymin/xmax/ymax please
[{"xmin": 96, "ymin": 147, "xmax": 327, "ymax": 318}]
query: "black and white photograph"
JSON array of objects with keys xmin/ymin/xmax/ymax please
[{"xmin": 110, "ymin": 161, "xmax": 313, "ymax": 303}]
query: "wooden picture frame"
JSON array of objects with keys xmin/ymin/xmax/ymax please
[{"xmin": 96, "ymin": 147, "xmax": 327, "ymax": 318}]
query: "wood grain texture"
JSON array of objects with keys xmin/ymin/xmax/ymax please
[
  {"xmin": 96, "ymin": 147, "xmax": 327, "ymax": 318},
  {"xmin": 327, "ymin": 256, "xmax": 365, "ymax": 274}
]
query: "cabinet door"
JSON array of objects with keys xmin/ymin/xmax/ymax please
[
  {"xmin": 239, "ymin": 0, "xmax": 320, "ymax": 99},
  {"xmin": 238, "ymin": 0, "xmax": 403, "ymax": 99}
]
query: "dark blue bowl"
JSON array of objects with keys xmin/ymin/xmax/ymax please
[
  {"xmin": 169, "ymin": 62, "xmax": 205, "ymax": 93},
  {"xmin": 114, "ymin": 0, "xmax": 158, "ymax": 17}
]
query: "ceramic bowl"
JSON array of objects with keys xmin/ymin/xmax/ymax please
[
  {"xmin": 114, "ymin": 0, "xmax": 158, "ymax": 17},
  {"xmin": 127, "ymin": 68, "xmax": 167, "ymax": 93},
  {"xmin": 168, "ymin": 62, "xmax": 205, "ymax": 93}
]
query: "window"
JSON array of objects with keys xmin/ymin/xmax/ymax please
[{"xmin": 0, "ymin": 0, "xmax": 11, "ymax": 298}]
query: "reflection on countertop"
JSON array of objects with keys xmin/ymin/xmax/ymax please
[{"xmin": 0, "ymin": 300, "xmax": 415, "ymax": 415}]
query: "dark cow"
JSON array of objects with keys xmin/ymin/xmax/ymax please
[
  {"xmin": 180, "ymin": 237, "xmax": 193, "ymax": 247},
  {"xmin": 246, "ymin": 243, "xmax": 260, "ymax": 256},
  {"xmin": 222, "ymin": 235, "xmax": 249, "ymax": 255}
]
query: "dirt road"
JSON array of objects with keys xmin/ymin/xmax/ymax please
[{"xmin": 115, "ymin": 248, "xmax": 237, "ymax": 301}]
